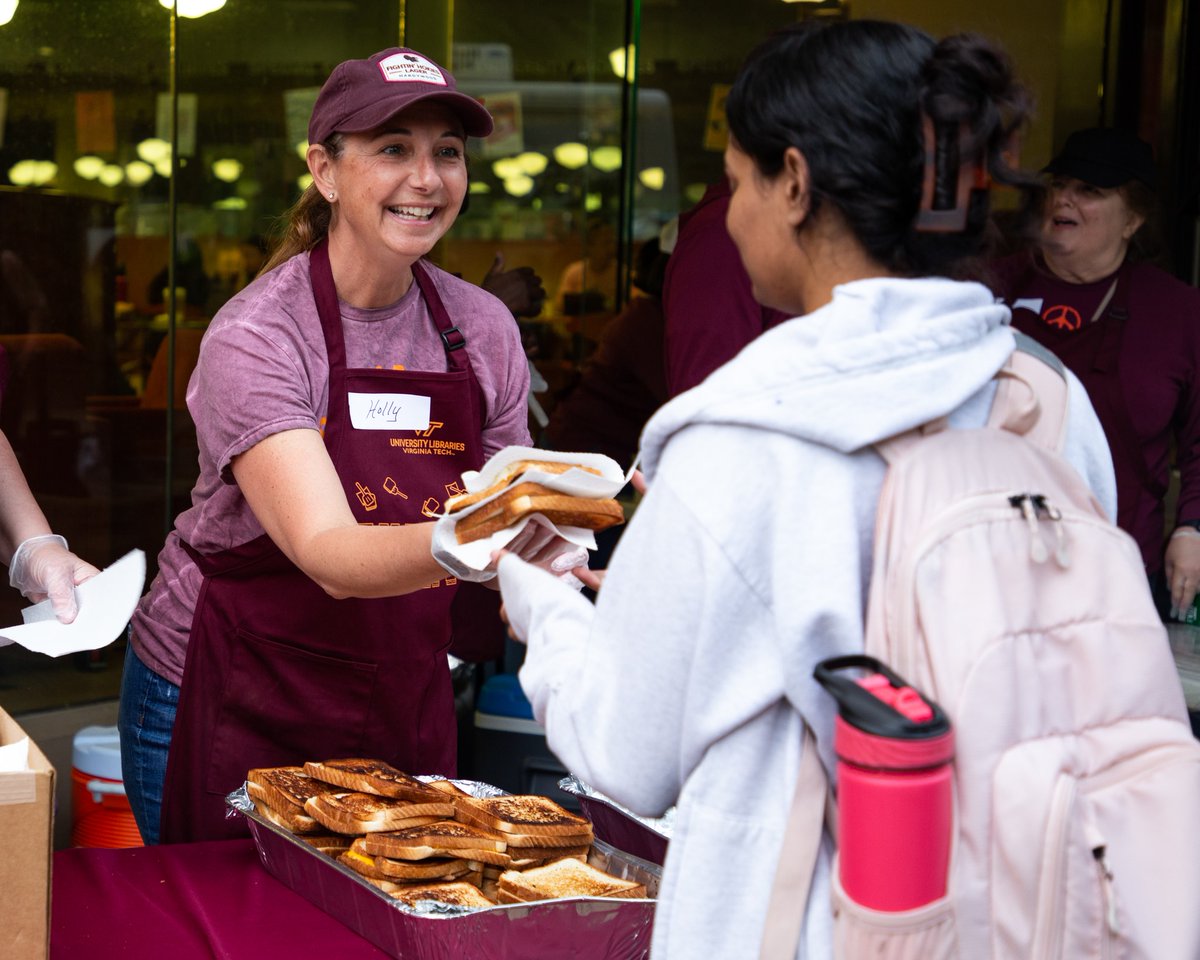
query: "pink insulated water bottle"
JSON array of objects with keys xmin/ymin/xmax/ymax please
[{"xmin": 814, "ymin": 655, "xmax": 955, "ymax": 911}]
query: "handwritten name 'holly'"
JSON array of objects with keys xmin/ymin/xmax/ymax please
[{"xmin": 367, "ymin": 398, "xmax": 406, "ymax": 422}]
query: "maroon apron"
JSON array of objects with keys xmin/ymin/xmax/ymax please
[
  {"xmin": 159, "ymin": 241, "xmax": 492, "ymax": 843},
  {"xmin": 1006, "ymin": 261, "xmax": 1165, "ymax": 564}
]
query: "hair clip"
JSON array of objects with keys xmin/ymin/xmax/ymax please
[{"xmin": 915, "ymin": 115, "xmax": 991, "ymax": 233}]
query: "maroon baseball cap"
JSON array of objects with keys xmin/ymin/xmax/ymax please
[{"xmin": 307, "ymin": 48, "xmax": 493, "ymax": 144}]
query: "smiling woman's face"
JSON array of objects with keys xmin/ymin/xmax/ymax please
[
  {"xmin": 328, "ymin": 101, "xmax": 468, "ymax": 271},
  {"xmin": 1040, "ymin": 176, "xmax": 1144, "ymax": 280}
]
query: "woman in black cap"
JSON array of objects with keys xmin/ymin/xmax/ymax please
[
  {"xmin": 991, "ymin": 127, "xmax": 1200, "ymax": 619},
  {"xmin": 118, "ymin": 47, "xmax": 574, "ymax": 845}
]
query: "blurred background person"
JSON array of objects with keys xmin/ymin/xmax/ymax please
[
  {"xmin": 661, "ymin": 177, "xmax": 787, "ymax": 396},
  {"xmin": 989, "ymin": 127, "xmax": 1200, "ymax": 619},
  {"xmin": 543, "ymin": 237, "xmax": 670, "ymax": 468},
  {"xmin": 480, "ymin": 251, "xmax": 547, "ymax": 321},
  {"xmin": 555, "ymin": 216, "xmax": 619, "ymax": 315}
]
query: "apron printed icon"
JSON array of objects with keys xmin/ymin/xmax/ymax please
[
  {"xmin": 355, "ymin": 481, "xmax": 378, "ymax": 511},
  {"xmin": 382, "ymin": 476, "xmax": 409, "ymax": 499},
  {"xmin": 444, "ymin": 480, "xmax": 464, "ymax": 499},
  {"xmin": 421, "ymin": 496, "xmax": 441, "ymax": 518}
]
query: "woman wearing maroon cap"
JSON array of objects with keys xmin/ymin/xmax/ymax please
[
  {"xmin": 118, "ymin": 48, "xmax": 570, "ymax": 844},
  {"xmin": 990, "ymin": 127, "xmax": 1200, "ymax": 619}
]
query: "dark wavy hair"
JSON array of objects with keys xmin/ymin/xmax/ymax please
[{"xmin": 725, "ymin": 20, "xmax": 1036, "ymax": 278}]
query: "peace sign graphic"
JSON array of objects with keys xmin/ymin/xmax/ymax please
[{"xmin": 1042, "ymin": 303, "xmax": 1082, "ymax": 331}]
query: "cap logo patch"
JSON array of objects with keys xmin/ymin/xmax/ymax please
[{"xmin": 377, "ymin": 52, "xmax": 446, "ymax": 86}]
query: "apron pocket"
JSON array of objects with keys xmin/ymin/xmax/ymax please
[{"xmin": 204, "ymin": 628, "xmax": 379, "ymax": 795}]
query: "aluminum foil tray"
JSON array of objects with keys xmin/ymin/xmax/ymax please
[
  {"xmin": 227, "ymin": 781, "xmax": 659, "ymax": 960},
  {"xmin": 558, "ymin": 777, "xmax": 672, "ymax": 867}
]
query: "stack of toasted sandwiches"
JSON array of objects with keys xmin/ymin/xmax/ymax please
[{"xmin": 246, "ymin": 757, "xmax": 646, "ymax": 908}]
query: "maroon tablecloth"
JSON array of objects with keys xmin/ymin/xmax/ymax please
[{"xmin": 51, "ymin": 839, "xmax": 392, "ymax": 959}]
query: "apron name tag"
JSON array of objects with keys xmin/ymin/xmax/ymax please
[{"xmin": 348, "ymin": 392, "xmax": 431, "ymax": 431}]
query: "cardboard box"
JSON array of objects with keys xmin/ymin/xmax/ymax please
[{"xmin": 0, "ymin": 706, "xmax": 55, "ymax": 960}]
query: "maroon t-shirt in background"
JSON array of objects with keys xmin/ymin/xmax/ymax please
[
  {"xmin": 989, "ymin": 251, "xmax": 1200, "ymax": 574},
  {"xmin": 662, "ymin": 178, "xmax": 789, "ymax": 397},
  {"xmin": 543, "ymin": 293, "xmax": 667, "ymax": 469}
]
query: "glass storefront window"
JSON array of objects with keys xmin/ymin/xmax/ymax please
[{"xmin": 0, "ymin": 0, "xmax": 1182, "ymax": 715}]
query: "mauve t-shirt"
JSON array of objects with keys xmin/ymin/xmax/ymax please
[{"xmin": 131, "ymin": 252, "xmax": 531, "ymax": 685}]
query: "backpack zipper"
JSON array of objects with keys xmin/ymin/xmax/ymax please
[
  {"xmin": 890, "ymin": 494, "xmax": 1104, "ymax": 684},
  {"xmin": 1030, "ymin": 744, "xmax": 1188, "ymax": 959},
  {"xmin": 1031, "ymin": 772, "xmax": 1074, "ymax": 959}
]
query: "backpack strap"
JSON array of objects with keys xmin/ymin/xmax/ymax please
[
  {"xmin": 758, "ymin": 724, "xmax": 831, "ymax": 960},
  {"xmin": 988, "ymin": 333, "xmax": 1069, "ymax": 453},
  {"xmin": 876, "ymin": 334, "xmax": 1069, "ymax": 465}
]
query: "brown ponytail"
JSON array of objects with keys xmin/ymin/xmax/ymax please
[{"xmin": 258, "ymin": 134, "xmax": 344, "ymax": 277}]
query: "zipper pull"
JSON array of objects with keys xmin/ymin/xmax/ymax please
[
  {"xmin": 1035, "ymin": 496, "xmax": 1070, "ymax": 568},
  {"xmin": 1010, "ymin": 494, "xmax": 1048, "ymax": 563},
  {"xmin": 1092, "ymin": 845, "xmax": 1120, "ymax": 936}
]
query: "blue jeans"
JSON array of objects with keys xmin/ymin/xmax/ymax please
[{"xmin": 118, "ymin": 641, "xmax": 179, "ymax": 845}]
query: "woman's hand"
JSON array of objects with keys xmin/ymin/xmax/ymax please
[
  {"xmin": 1166, "ymin": 528, "xmax": 1200, "ymax": 618},
  {"xmin": 9, "ymin": 535, "xmax": 101, "ymax": 623},
  {"xmin": 494, "ymin": 521, "xmax": 589, "ymax": 579}
]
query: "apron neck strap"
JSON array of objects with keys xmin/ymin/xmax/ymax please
[
  {"xmin": 310, "ymin": 237, "xmax": 346, "ymax": 372},
  {"xmin": 411, "ymin": 259, "xmax": 471, "ymax": 371},
  {"xmin": 310, "ymin": 241, "xmax": 472, "ymax": 372}
]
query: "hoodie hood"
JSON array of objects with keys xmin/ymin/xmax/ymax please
[{"xmin": 641, "ymin": 276, "xmax": 1014, "ymax": 477}]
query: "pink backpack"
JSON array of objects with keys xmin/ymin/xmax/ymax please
[{"xmin": 761, "ymin": 344, "xmax": 1200, "ymax": 959}]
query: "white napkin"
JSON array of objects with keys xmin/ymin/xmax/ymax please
[
  {"xmin": 432, "ymin": 447, "xmax": 627, "ymax": 582},
  {"xmin": 0, "ymin": 549, "xmax": 146, "ymax": 656}
]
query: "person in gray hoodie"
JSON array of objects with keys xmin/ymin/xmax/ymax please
[{"xmin": 495, "ymin": 20, "xmax": 1116, "ymax": 960}]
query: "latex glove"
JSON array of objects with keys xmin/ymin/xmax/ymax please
[
  {"xmin": 481, "ymin": 253, "xmax": 547, "ymax": 319},
  {"xmin": 1165, "ymin": 527, "xmax": 1200, "ymax": 619},
  {"xmin": 9, "ymin": 534, "xmax": 101, "ymax": 624}
]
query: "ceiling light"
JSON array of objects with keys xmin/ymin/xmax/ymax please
[
  {"xmin": 158, "ymin": 0, "xmax": 227, "ymax": 17},
  {"xmin": 153, "ymin": 158, "xmax": 172, "ymax": 178},
  {"xmin": 553, "ymin": 142, "xmax": 588, "ymax": 170},
  {"xmin": 585, "ymin": 193, "xmax": 603, "ymax": 212},
  {"xmin": 515, "ymin": 152, "xmax": 548, "ymax": 176},
  {"xmin": 125, "ymin": 160, "xmax": 154, "ymax": 186},
  {"xmin": 503, "ymin": 175, "xmax": 534, "ymax": 197},
  {"xmin": 73, "ymin": 155, "xmax": 105, "ymax": 180},
  {"xmin": 212, "ymin": 158, "xmax": 243, "ymax": 183},
  {"xmin": 491, "ymin": 158, "xmax": 522, "ymax": 180},
  {"xmin": 10, "ymin": 160, "xmax": 58, "ymax": 186},
  {"xmin": 608, "ymin": 45, "xmax": 634, "ymax": 80},
  {"xmin": 297, "ymin": 173, "xmax": 314, "ymax": 192},
  {"xmin": 0, "ymin": 0, "xmax": 18, "ymax": 27},
  {"xmin": 7, "ymin": 160, "xmax": 35, "ymax": 186},
  {"xmin": 137, "ymin": 138, "xmax": 171, "ymax": 164},
  {"xmin": 214, "ymin": 197, "xmax": 247, "ymax": 210},
  {"xmin": 590, "ymin": 146, "xmax": 622, "ymax": 173},
  {"xmin": 295, "ymin": 140, "xmax": 309, "ymax": 161},
  {"xmin": 97, "ymin": 164, "xmax": 125, "ymax": 187},
  {"xmin": 638, "ymin": 167, "xmax": 665, "ymax": 191},
  {"xmin": 468, "ymin": 181, "xmax": 491, "ymax": 195}
]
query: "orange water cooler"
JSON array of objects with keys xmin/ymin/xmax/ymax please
[{"xmin": 71, "ymin": 725, "xmax": 143, "ymax": 848}]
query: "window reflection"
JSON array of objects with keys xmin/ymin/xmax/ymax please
[{"xmin": 0, "ymin": 0, "xmax": 1092, "ymax": 712}]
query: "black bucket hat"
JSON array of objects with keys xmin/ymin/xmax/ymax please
[{"xmin": 1042, "ymin": 127, "xmax": 1157, "ymax": 191}]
